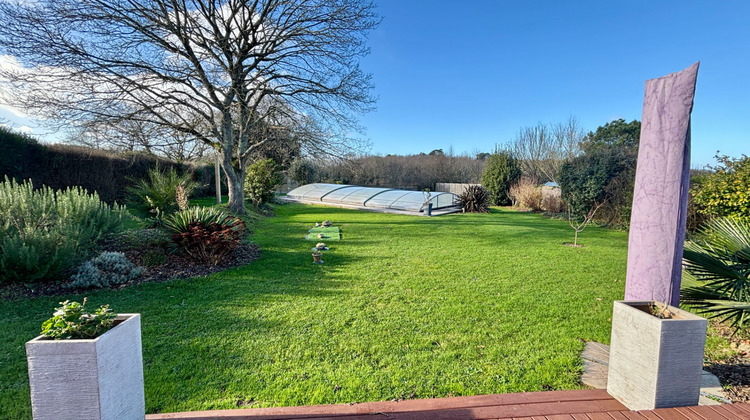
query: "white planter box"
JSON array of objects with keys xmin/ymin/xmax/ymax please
[
  {"xmin": 26, "ymin": 313, "xmax": 145, "ymax": 420},
  {"xmin": 607, "ymin": 301, "xmax": 707, "ymax": 410}
]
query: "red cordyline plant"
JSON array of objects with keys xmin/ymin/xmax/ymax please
[{"xmin": 164, "ymin": 207, "xmax": 246, "ymax": 265}]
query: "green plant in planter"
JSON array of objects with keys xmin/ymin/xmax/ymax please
[{"xmin": 41, "ymin": 299, "xmax": 116, "ymax": 339}]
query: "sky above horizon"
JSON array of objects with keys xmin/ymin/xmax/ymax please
[
  {"xmin": 0, "ymin": 1, "xmax": 747, "ymax": 168},
  {"xmin": 358, "ymin": 0, "xmax": 749, "ymax": 167}
]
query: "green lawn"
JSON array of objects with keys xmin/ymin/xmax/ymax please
[{"xmin": 0, "ymin": 204, "xmax": 628, "ymax": 418}]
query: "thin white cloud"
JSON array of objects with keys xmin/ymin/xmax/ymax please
[{"xmin": 0, "ymin": 102, "xmax": 26, "ymax": 118}]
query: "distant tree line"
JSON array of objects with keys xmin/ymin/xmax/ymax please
[{"xmin": 289, "ymin": 150, "xmax": 485, "ymax": 191}]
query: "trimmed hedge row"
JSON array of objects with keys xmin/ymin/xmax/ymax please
[{"xmin": 0, "ymin": 126, "xmax": 221, "ymax": 203}]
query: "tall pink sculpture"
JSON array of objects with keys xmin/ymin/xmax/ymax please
[{"xmin": 624, "ymin": 62, "xmax": 699, "ymax": 306}]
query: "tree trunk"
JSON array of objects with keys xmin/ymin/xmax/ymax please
[{"xmin": 221, "ymin": 151, "xmax": 247, "ymax": 215}]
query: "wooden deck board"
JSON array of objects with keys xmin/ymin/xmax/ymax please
[
  {"xmin": 649, "ymin": 407, "xmax": 692, "ymax": 419},
  {"xmin": 617, "ymin": 411, "xmax": 648, "ymax": 419},
  {"xmin": 676, "ymin": 405, "xmax": 723, "ymax": 420},
  {"xmin": 145, "ymin": 390, "xmax": 750, "ymax": 420}
]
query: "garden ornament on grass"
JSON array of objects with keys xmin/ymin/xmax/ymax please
[{"xmin": 311, "ymin": 247, "xmax": 324, "ymax": 264}]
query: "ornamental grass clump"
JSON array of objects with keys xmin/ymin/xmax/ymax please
[
  {"xmin": 126, "ymin": 164, "xmax": 196, "ymax": 218},
  {"xmin": 508, "ymin": 177, "xmax": 543, "ymax": 211},
  {"xmin": 164, "ymin": 206, "xmax": 246, "ymax": 265},
  {"xmin": 41, "ymin": 299, "xmax": 116, "ymax": 340},
  {"xmin": 0, "ymin": 176, "xmax": 124, "ymax": 284}
]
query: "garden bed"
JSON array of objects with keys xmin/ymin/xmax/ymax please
[
  {"xmin": 704, "ymin": 321, "xmax": 750, "ymax": 403},
  {"xmin": 0, "ymin": 236, "xmax": 261, "ymax": 301}
]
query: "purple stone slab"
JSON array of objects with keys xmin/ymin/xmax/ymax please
[{"xmin": 624, "ymin": 62, "xmax": 699, "ymax": 306}]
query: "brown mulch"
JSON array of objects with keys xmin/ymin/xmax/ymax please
[
  {"xmin": 0, "ymin": 238, "xmax": 260, "ymax": 301},
  {"xmin": 704, "ymin": 321, "xmax": 750, "ymax": 403},
  {"xmin": 108, "ymin": 242, "xmax": 261, "ymax": 284}
]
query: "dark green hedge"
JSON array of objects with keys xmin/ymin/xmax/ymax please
[{"xmin": 0, "ymin": 126, "xmax": 220, "ymax": 203}]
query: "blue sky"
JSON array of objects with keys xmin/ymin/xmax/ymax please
[
  {"xmin": 359, "ymin": 0, "xmax": 749, "ymax": 166},
  {"xmin": 1, "ymin": 1, "xmax": 746, "ymax": 167}
]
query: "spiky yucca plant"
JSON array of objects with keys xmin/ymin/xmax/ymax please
[
  {"xmin": 682, "ymin": 217, "xmax": 750, "ymax": 332},
  {"xmin": 163, "ymin": 206, "xmax": 240, "ymax": 234},
  {"xmin": 458, "ymin": 185, "xmax": 490, "ymax": 213}
]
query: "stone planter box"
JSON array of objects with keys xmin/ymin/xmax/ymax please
[
  {"xmin": 607, "ymin": 300, "xmax": 707, "ymax": 410},
  {"xmin": 26, "ymin": 314, "xmax": 145, "ymax": 420}
]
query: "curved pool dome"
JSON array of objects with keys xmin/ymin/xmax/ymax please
[{"xmin": 282, "ymin": 183, "xmax": 460, "ymax": 216}]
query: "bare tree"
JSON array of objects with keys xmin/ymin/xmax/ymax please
[
  {"xmin": 68, "ymin": 117, "xmax": 212, "ymax": 163},
  {"xmin": 508, "ymin": 117, "xmax": 583, "ymax": 183},
  {"xmin": 0, "ymin": 0, "xmax": 378, "ymax": 213},
  {"xmin": 509, "ymin": 123, "xmax": 550, "ymax": 181},
  {"xmin": 567, "ymin": 200, "xmax": 604, "ymax": 247}
]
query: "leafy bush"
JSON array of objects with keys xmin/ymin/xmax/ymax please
[
  {"xmin": 126, "ymin": 164, "xmax": 197, "ymax": 217},
  {"xmin": 457, "ymin": 185, "xmax": 490, "ymax": 213},
  {"xmin": 693, "ymin": 155, "xmax": 750, "ymax": 221},
  {"xmin": 244, "ymin": 158, "xmax": 283, "ymax": 207},
  {"xmin": 1, "ymin": 234, "xmax": 78, "ymax": 284},
  {"xmin": 687, "ymin": 170, "xmax": 713, "ymax": 233},
  {"xmin": 0, "ymin": 177, "xmax": 124, "ymax": 284},
  {"xmin": 40, "ymin": 299, "xmax": 116, "ymax": 340},
  {"xmin": 481, "ymin": 151, "xmax": 521, "ymax": 206},
  {"xmin": 508, "ymin": 177, "xmax": 542, "ymax": 211},
  {"xmin": 558, "ymin": 146, "xmax": 635, "ymax": 220},
  {"xmin": 68, "ymin": 251, "xmax": 145, "ymax": 289},
  {"xmin": 164, "ymin": 207, "xmax": 246, "ymax": 264},
  {"xmin": 682, "ymin": 218, "xmax": 750, "ymax": 332}
]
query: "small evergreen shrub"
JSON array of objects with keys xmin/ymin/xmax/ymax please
[
  {"xmin": 244, "ymin": 158, "xmax": 283, "ymax": 207},
  {"xmin": 508, "ymin": 178, "xmax": 543, "ymax": 211},
  {"xmin": 0, "ymin": 177, "xmax": 124, "ymax": 284},
  {"xmin": 458, "ymin": 185, "xmax": 490, "ymax": 213},
  {"xmin": 1, "ymin": 234, "xmax": 78, "ymax": 283},
  {"xmin": 481, "ymin": 151, "xmax": 521, "ymax": 206},
  {"xmin": 165, "ymin": 207, "xmax": 246, "ymax": 265},
  {"xmin": 40, "ymin": 299, "xmax": 116, "ymax": 339},
  {"xmin": 68, "ymin": 252, "xmax": 145, "ymax": 289},
  {"xmin": 558, "ymin": 146, "xmax": 636, "ymax": 226},
  {"xmin": 126, "ymin": 164, "xmax": 197, "ymax": 217}
]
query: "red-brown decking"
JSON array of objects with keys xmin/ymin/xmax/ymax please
[{"xmin": 145, "ymin": 389, "xmax": 750, "ymax": 420}]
